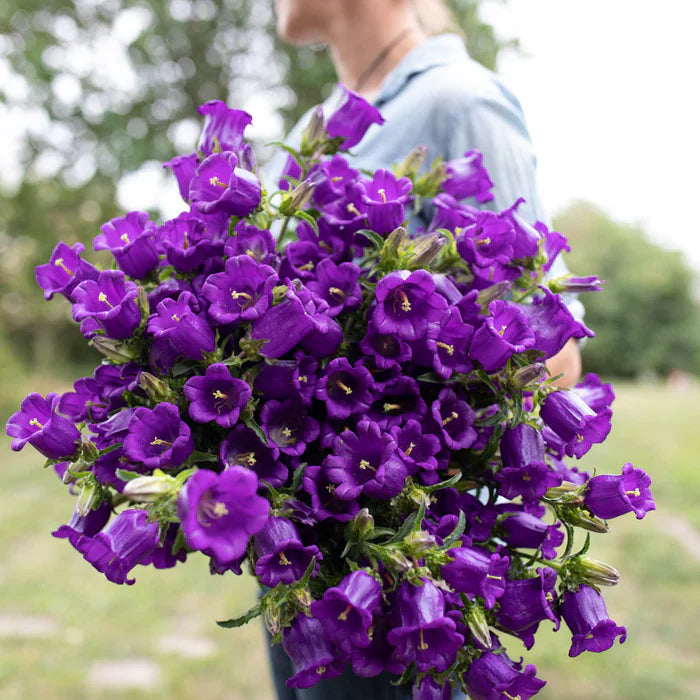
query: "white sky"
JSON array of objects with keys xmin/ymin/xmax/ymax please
[{"xmin": 484, "ymin": 0, "xmax": 700, "ymax": 269}]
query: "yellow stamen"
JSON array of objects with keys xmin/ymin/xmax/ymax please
[
  {"xmin": 377, "ymin": 188, "xmax": 387, "ymax": 203},
  {"xmin": 359, "ymin": 459, "xmax": 376, "ymax": 471},
  {"xmin": 328, "ymin": 286, "xmax": 345, "ymax": 299},
  {"xmin": 245, "ymin": 248, "xmax": 256, "ymax": 258},
  {"xmin": 398, "ymin": 290, "xmax": 411, "ymax": 312},
  {"xmin": 29, "ymin": 418, "xmax": 44, "ymax": 429},
  {"xmin": 346, "ymin": 202, "xmax": 361, "ymax": 217},
  {"xmin": 197, "ymin": 498, "xmax": 229, "ymax": 527},
  {"xmin": 281, "ymin": 427, "xmax": 292, "ymax": 438},
  {"xmin": 237, "ymin": 451, "xmax": 257, "ymax": 467},
  {"xmin": 297, "ymin": 375, "xmax": 307, "ymax": 383},
  {"xmin": 336, "ymin": 380, "xmax": 353, "ymax": 395},
  {"xmin": 279, "ymin": 551, "xmax": 291, "ymax": 566},
  {"xmin": 435, "ymin": 341, "xmax": 454, "ymax": 356},
  {"xmin": 545, "ymin": 592, "xmax": 554, "ymax": 602},
  {"xmin": 54, "ymin": 258, "xmax": 74, "ymax": 276},
  {"xmin": 522, "ymin": 472, "xmax": 531, "ymax": 482},
  {"xmin": 503, "ymin": 693, "xmax": 522, "ymax": 700},
  {"xmin": 626, "ymin": 488, "xmax": 641, "ymax": 497},
  {"xmin": 150, "ymin": 437, "xmax": 172, "ymax": 447},
  {"xmin": 498, "ymin": 324, "xmax": 507, "ymax": 336},
  {"xmin": 230, "ymin": 290, "xmax": 253, "ymax": 302},
  {"xmin": 575, "ymin": 433, "xmax": 584, "ymax": 443},
  {"xmin": 183, "ymin": 231, "xmax": 189, "ymax": 249},
  {"xmin": 337, "ymin": 604, "xmax": 353, "ymax": 621},
  {"xmin": 331, "ymin": 176, "xmax": 343, "ymax": 182},
  {"xmin": 476, "ymin": 237, "xmax": 492, "ymax": 246},
  {"xmin": 213, "ymin": 501, "xmax": 228, "ymax": 517},
  {"xmin": 417, "ymin": 629, "xmax": 429, "ymax": 651},
  {"xmin": 120, "ymin": 233, "xmax": 130, "ymax": 244},
  {"xmin": 367, "ymin": 625, "xmax": 374, "ymax": 641},
  {"xmin": 209, "ymin": 176, "xmax": 228, "ymax": 189},
  {"xmin": 442, "ymin": 411, "xmax": 459, "ymax": 426},
  {"xmin": 383, "ymin": 403, "xmax": 401, "ymax": 413},
  {"xmin": 98, "ymin": 292, "xmax": 114, "ymax": 308},
  {"xmin": 213, "ymin": 389, "xmax": 227, "ymax": 400},
  {"xmin": 171, "ymin": 313, "xmax": 180, "ymax": 322},
  {"xmin": 326, "ymin": 484, "xmax": 336, "ymax": 494},
  {"xmin": 486, "ymin": 574, "xmax": 502, "ymax": 580},
  {"xmin": 405, "ymin": 442, "xmax": 416, "ymax": 457},
  {"xmin": 299, "ymin": 261, "xmax": 315, "ymax": 271},
  {"xmin": 316, "ymin": 666, "xmax": 326, "ymax": 675}
]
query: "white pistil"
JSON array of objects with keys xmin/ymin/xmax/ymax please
[
  {"xmin": 404, "ymin": 442, "xmax": 416, "ymax": 457},
  {"xmin": 54, "ymin": 258, "xmax": 74, "ymax": 276},
  {"xmin": 476, "ymin": 237, "xmax": 491, "ymax": 246},
  {"xmin": 29, "ymin": 417, "xmax": 44, "ymax": 429},
  {"xmin": 279, "ymin": 551, "xmax": 291, "ymax": 566},
  {"xmin": 120, "ymin": 233, "xmax": 130, "ymax": 244},
  {"xmin": 209, "ymin": 176, "xmax": 228, "ymax": 189},
  {"xmin": 98, "ymin": 292, "xmax": 114, "ymax": 308},
  {"xmin": 237, "ymin": 451, "xmax": 257, "ymax": 467},
  {"xmin": 336, "ymin": 380, "xmax": 353, "ymax": 395},
  {"xmin": 171, "ymin": 313, "xmax": 180, "ymax": 322},
  {"xmin": 230, "ymin": 290, "xmax": 253, "ymax": 302},
  {"xmin": 359, "ymin": 459, "xmax": 374, "ymax": 471},
  {"xmin": 498, "ymin": 324, "xmax": 507, "ymax": 336},
  {"xmin": 486, "ymin": 574, "xmax": 502, "ymax": 580},
  {"xmin": 383, "ymin": 402, "xmax": 401, "ymax": 413},
  {"xmin": 150, "ymin": 437, "xmax": 172, "ymax": 447},
  {"xmin": 442, "ymin": 411, "xmax": 459, "ymax": 426},
  {"xmin": 328, "ymin": 286, "xmax": 345, "ymax": 299},
  {"xmin": 435, "ymin": 341, "xmax": 454, "ymax": 356},
  {"xmin": 316, "ymin": 666, "xmax": 326, "ymax": 675},
  {"xmin": 346, "ymin": 202, "xmax": 361, "ymax": 217},
  {"xmin": 337, "ymin": 604, "xmax": 353, "ymax": 621},
  {"xmin": 398, "ymin": 290, "xmax": 411, "ymax": 312},
  {"xmin": 626, "ymin": 488, "xmax": 641, "ymax": 497},
  {"xmin": 417, "ymin": 629, "xmax": 429, "ymax": 651},
  {"xmin": 326, "ymin": 484, "xmax": 336, "ymax": 494},
  {"xmin": 575, "ymin": 433, "xmax": 584, "ymax": 443},
  {"xmin": 377, "ymin": 188, "xmax": 387, "ymax": 203}
]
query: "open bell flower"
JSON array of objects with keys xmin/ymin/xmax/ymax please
[
  {"xmin": 443, "ymin": 149, "xmax": 494, "ymax": 203},
  {"xmin": 94, "ymin": 211, "xmax": 159, "ymax": 280},
  {"xmin": 326, "ymin": 84, "xmax": 385, "ymax": 150},
  {"xmin": 7, "ymin": 392, "xmax": 81, "ymax": 459},
  {"xmin": 584, "ymin": 463, "xmax": 655, "ymax": 520},
  {"xmin": 35, "ymin": 241, "xmax": 99, "ymax": 301},
  {"xmin": 464, "ymin": 647, "xmax": 546, "ymax": 700},
  {"xmin": 197, "ymin": 100, "xmax": 252, "ymax": 156},
  {"xmin": 183, "ymin": 363, "xmax": 252, "ymax": 428},
  {"xmin": 178, "ymin": 466, "xmax": 269, "ymax": 565},
  {"xmin": 358, "ymin": 169, "xmax": 412, "ymax": 235}
]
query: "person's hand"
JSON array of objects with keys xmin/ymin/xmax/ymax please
[{"xmin": 545, "ymin": 338, "xmax": 582, "ymax": 388}]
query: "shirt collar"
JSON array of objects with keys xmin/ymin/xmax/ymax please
[{"xmin": 373, "ymin": 33, "xmax": 467, "ymax": 106}]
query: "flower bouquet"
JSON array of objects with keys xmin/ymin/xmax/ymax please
[{"xmin": 6, "ymin": 88, "xmax": 655, "ymax": 699}]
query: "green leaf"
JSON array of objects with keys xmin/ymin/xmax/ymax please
[
  {"xmin": 299, "ymin": 556, "xmax": 317, "ymax": 587},
  {"xmin": 172, "ymin": 360, "xmax": 198, "ymax": 377},
  {"xmin": 290, "ymin": 462, "xmax": 308, "ymax": 493},
  {"xmin": 189, "ymin": 451, "xmax": 220, "ymax": 464},
  {"xmin": 98, "ymin": 442, "xmax": 123, "ymax": 457},
  {"xmin": 385, "ymin": 512, "xmax": 417, "ymax": 545},
  {"xmin": 115, "ymin": 468, "xmax": 144, "ymax": 482},
  {"xmin": 355, "ymin": 229, "xmax": 384, "ymax": 249},
  {"xmin": 243, "ymin": 415, "xmax": 269, "ymax": 446},
  {"xmin": 423, "ymin": 472, "xmax": 462, "ymax": 494},
  {"xmin": 264, "ymin": 141, "xmax": 301, "ymax": 160},
  {"xmin": 294, "ymin": 210, "xmax": 319, "ymax": 234},
  {"xmin": 441, "ymin": 510, "xmax": 467, "ymax": 549},
  {"xmin": 216, "ymin": 602, "xmax": 263, "ymax": 629}
]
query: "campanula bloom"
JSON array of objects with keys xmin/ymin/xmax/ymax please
[
  {"xmin": 441, "ymin": 545, "xmax": 510, "ymax": 609},
  {"xmin": 358, "ymin": 169, "xmax": 412, "ymax": 234},
  {"xmin": 219, "ymin": 424, "xmax": 288, "ymax": 487},
  {"xmin": 326, "ymin": 85, "xmax": 385, "ymax": 150},
  {"xmin": 197, "ymin": 100, "xmax": 252, "ymax": 156},
  {"xmin": 443, "ymin": 149, "xmax": 494, "ymax": 203},
  {"xmin": 464, "ymin": 648, "xmax": 546, "ymax": 700},
  {"xmin": 315, "ymin": 358, "xmax": 373, "ymax": 420},
  {"xmin": 183, "ymin": 363, "xmax": 252, "ymax": 428},
  {"xmin": 35, "ymin": 241, "xmax": 99, "ymax": 301},
  {"xmin": 94, "ymin": 211, "xmax": 159, "ymax": 279},
  {"xmin": 584, "ymin": 463, "xmax": 655, "ymax": 520}
]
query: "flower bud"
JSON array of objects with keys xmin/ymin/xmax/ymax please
[
  {"xmin": 511, "ymin": 362, "xmax": 547, "ymax": 388},
  {"xmin": 382, "ymin": 548, "xmax": 412, "ymax": 573},
  {"xmin": 291, "ymin": 588, "xmax": 313, "ymax": 611},
  {"xmin": 410, "ymin": 234, "xmax": 444, "ymax": 268},
  {"xmin": 139, "ymin": 372, "xmax": 174, "ymax": 403},
  {"xmin": 545, "ymin": 481, "xmax": 583, "ymax": 500},
  {"xmin": 382, "ymin": 226, "xmax": 407, "ymax": 258},
  {"xmin": 137, "ymin": 285, "xmax": 150, "ymax": 319},
  {"xmin": 477, "ymin": 281, "xmax": 511, "ymax": 306},
  {"xmin": 414, "ymin": 160, "xmax": 447, "ymax": 198},
  {"xmin": 92, "ymin": 336, "xmax": 139, "ymax": 363},
  {"xmin": 465, "ymin": 601, "xmax": 492, "ymax": 648},
  {"xmin": 403, "ymin": 529, "xmax": 437, "ymax": 557},
  {"xmin": 548, "ymin": 274, "xmax": 604, "ymax": 294},
  {"xmin": 569, "ymin": 555, "xmax": 620, "ymax": 587},
  {"xmin": 76, "ymin": 480, "xmax": 101, "ymax": 517},
  {"xmin": 394, "ymin": 145, "xmax": 427, "ymax": 179},
  {"xmin": 300, "ymin": 105, "xmax": 325, "ymax": 156},
  {"xmin": 350, "ymin": 508, "xmax": 375, "ymax": 539},
  {"xmin": 280, "ymin": 180, "xmax": 315, "ymax": 214},
  {"xmin": 560, "ymin": 505, "xmax": 609, "ymax": 534},
  {"xmin": 123, "ymin": 474, "xmax": 175, "ymax": 502},
  {"xmin": 80, "ymin": 440, "xmax": 100, "ymax": 463},
  {"xmin": 263, "ymin": 605, "xmax": 282, "ymax": 636}
]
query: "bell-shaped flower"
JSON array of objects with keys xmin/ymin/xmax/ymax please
[
  {"xmin": 390, "ymin": 419, "xmax": 441, "ymax": 475},
  {"xmin": 7, "ymin": 392, "xmax": 80, "ymax": 459},
  {"xmin": 306, "ymin": 258, "xmax": 362, "ymax": 318},
  {"xmin": 561, "ymin": 584, "xmax": 627, "ymax": 657},
  {"xmin": 58, "ymin": 377, "xmax": 110, "ymax": 423},
  {"xmin": 463, "ymin": 647, "xmax": 546, "ymax": 700},
  {"xmin": 35, "ymin": 241, "xmax": 99, "ymax": 301},
  {"xmin": 358, "ymin": 169, "xmax": 412, "ymax": 234},
  {"xmin": 303, "ymin": 465, "xmax": 360, "ymax": 522},
  {"xmin": 457, "ymin": 210, "xmax": 515, "ymax": 267},
  {"xmin": 386, "ymin": 580, "xmax": 464, "ymax": 672},
  {"xmin": 426, "ymin": 307, "xmax": 474, "ymax": 378},
  {"xmin": 315, "ymin": 358, "xmax": 373, "ymax": 420},
  {"xmin": 123, "ymin": 402, "xmax": 194, "ymax": 469},
  {"xmin": 499, "ymin": 198, "xmax": 542, "ymax": 259},
  {"xmin": 428, "ymin": 193, "xmax": 478, "ymax": 234},
  {"xmin": 94, "ymin": 211, "xmax": 159, "ymax": 279},
  {"xmin": 573, "ymin": 372, "xmax": 615, "ymax": 414},
  {"xmin": 71, "ymin": 269, "xmax": 141, "ymax": 339},
  {"xmin": 500, "ymin": 511, "xmax": 564, "ymax": 560},
  {"xmin": 310, "ymin": 570, "xmax": 381, "ymax": 650},
  {"xmin": 177, "ymin": 466, "xmax": 269, "ymax": 564},
  {"xmin": 430, "ymin": 388, "xmax": 476, "ymax": 450},
  {"xmin": 159, "ymin": 212, "xmax": 222, "ymax": 273},
  {"xmin": 311, "ymin": 154, "xmax": 359, "ymax": 207},
  {"xmin": 73, "ymin": 509, "xmax": 160, "ymax": 585},
  {"xmin": 197, "ymin": 100, "xmax": 252, "ymax": 156},
  {"xmin": 584, "ymin": 463, "xmax": 655, "ymax": 520},
  {"xmin": 183, "ymin": 363, "xmax": 252, "ymax": 428},
  {"xmin": 359, "ymin": 323, "xmax": 413, "ymax": 370},
  {"xmin": 412, "ymin": 675, "xmax": 453, "ymax": 700},
  {"xmin": 368, "ymin": 376, "xmax": 426, "ymax": 429},
  {"xmin": 282, "ymin": 614, "xmax": 346, "ymax": 689},
  {"xmin": 260, "ymin": 399, "xmax": 320, "ymax": 457},
  {"xmin": 189, "ymin": 151, "xmax": 261, "ymax": 217},
  {"xmin": 53, "ymin": 500, "xmax": 112, "ymax": 548},
  {"xmin": 440, "ymin": 545, "xmax": 510, "ymax": 609},
  {"xmin": 442, "ymin": 149, "xmax": 494, "ymax": 203},
  {"xmin": 326, "ymin": 85, "xmax": 385, "ymax": 150},
  {"xmin": 223, "ymin": 221, "xmax": 276, "ymax": 264},
  {"xmin": 253, "ymin": 517, "xmax": 321, "ymax": 587},
  {"xmin": 163, "ymin": 152, "xmax": 198, "ymax": 202},
  {"xmin": 220, "ymin": 424, "xmax": 288, "ymax": 487}
]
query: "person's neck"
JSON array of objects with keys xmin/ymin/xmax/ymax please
[{"xmin": 325, "ymin": 8, "xmax": 426, "ymax": 102}]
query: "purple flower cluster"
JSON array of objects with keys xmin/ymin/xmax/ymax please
[{"xmin": 7, "ymin": 87, "xmax": 653, "ymax": 698}]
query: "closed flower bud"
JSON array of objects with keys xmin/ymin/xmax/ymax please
[
  {"xmin": 411, "ymin": 234, "xmax": 444, "ymax": 268},
  {"xmin": 545, "ymin": 481, "xmax": 585, "ymax": 500},
  {"xmin": 465, "ymin": 601, "xmax": 492, "ymax": 648},
  {"xmin": 76, "ymin": 480, "xmax": 101, "ymax": 517},
  {"xmin": 63, "ymin": 458, "xmax": 89, "ymax": 484},
  {"xmin": 123, "ymin": 474, "xmax": 175, "ymax": 502},
  {"xmin": 80, "ymin": 440, "xmax": 100, "ymax": 463},
  {"xmin": 560, "ymin": 505, "xmax": 609, "ymax": 534},
  {"xmin": 511, "ymin": 362, "xmax": 547, "ymax": 388},
  {"xmin": 394, "ymin": 145, "xmax": 427, "ymax": 180},
  {"xmin": 300, "ymin": 105, "xmax": 325, "ymax": 156},
  {"xmin": 569, "ymin": 555, "xmax": 620, "ymax": 587},
  {"xmin": 414, "ymin": 160, "xmax": 447, "ymax": 198},
  {"xmin": 403, "ymin": 529, "xmax": 437, "ymax": 557},
  {"xmin": 383, "ymin": 548, "xmax": 412, "ymax": 573},
  {"xmin": 291, "ymin": 587, "xmax": 313, "ymax": 611},
  {"xmin": 139, "ymin": 372, "xmax": 174, "ymax": 403},
  {"xmin": 263, "ymin": 606, "xmax": 281, "ymax": 636},
  {"xmin": 350, "ymin": 507, "xmax": 375, "ymax": 539},
  {"xmin": 382, "ymin": 226, "xmax": 407, "ymax": 258},
  {"xmin": 92, "ymin": 336, "xmax": 139, "ymax": 364},
  {"xmin": 477, "ymin": 281, "xmax": 511, "ymax": 306},
  {"xmin": 136, "ymin": 285, "xmax": 150, "ymax": 319},
  {"xmin": 280, "ymin": 180, "xmax": 315, "ymax": 214}
]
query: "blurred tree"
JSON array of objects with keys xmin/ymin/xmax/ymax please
[
  {"xmin": 555, "ymin": 202, "xmax": 700, "ymax": 378},
  {"xmin": 0, "ymin": 0, "xmax": 507, "ymax": 373}
]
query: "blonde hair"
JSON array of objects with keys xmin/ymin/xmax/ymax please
[{"xmin": 412, "ymin": 0, "xmax": 464, "ymax": 37}]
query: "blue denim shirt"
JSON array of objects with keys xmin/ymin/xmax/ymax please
[{"xmin": 265, "ymin": 33, "xmax": 584, "ymax": 322}]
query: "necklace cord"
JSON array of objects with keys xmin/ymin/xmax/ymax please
[{"xmin": 353, "ymin": 27, "xmax": 414, "ymax": 93}]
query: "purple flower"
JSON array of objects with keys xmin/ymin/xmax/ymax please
[
  {"xmin": 540, "ymin": 390, "xmax": 612, "ymax": 459},
  {"xmin": 251, "ymin": 289, "xmax": 315, "ymax": 359},
  {"xmin": 585, "ymin": 463, "xmax": 655, "ymax": 520},
  {"xmin": 178, "ymin": 466, "xmax": 269, "ymax": 564},
  {"xmin": 254, "ymin": 354, "xmax": 317, "ymax": 406},
  {"xmin": 52, "ymin": 500, "xmax": 112, "ymax": 548},
  {"xmin": 35, "ymin": 241, "xmax": 99, "ymax": 301},
  {"xmin": 441, "ymin": 545, "xmax": 510, "ymax": 609},
  {"xmin": 431, "ymin": 388, "xmax": 477, "ymax": 450},
  {"xmin": 310, "ymin": 571, "xmax": 381, "ymax": 650},
  {"xmin": 203, "ymin": 255, "xmax": 278, "ymax": 325},
  {"xmin": 390, "ymin": 419, "xmax": 441, "ymax": 475},
  {"xmin": 497, "ymin": 424, "xmax": 561, "ymax": 502},
  {"xmin": 315, "ymin": 358, "xmax": 373, "ymax": 420},
  {"xmin": 278, "ymin": 153, "xmax": 302, "ymax": 191},
  {"xmin": 147, "ymin": 291, "xmax": 216, "ymax": 363},
  {"xmin": 311, "ymin": 154, "xmax": 359, "ymax": 206},
  {"xmin": 140, "ymin": 523, "xmax": 187, "ymax": 569},
  {"xmin": 326, "ymin": 85, "xmax": 385, "ymax": 149},
  {"xmin": 189, "ymin": 151, "xmax": 261, "ymax": 217},
  {"xmin": 7, "ymin": 392, "xmax": 80, "ymax": 459},
  {"xmin": 428, "ymin": 193, "xmax": 478, "ymax": 233},
  {"xmin": 464, "ymin": 649, "xmax": 546, "ymax": 700},
  {"xmin": 197, "ymin": 100, "xmax": 252, "ymax": 156},
  {"xmin": 183, "ymin": 363, "xmax": 251, "ymax": 428},
  {"xmin": 223, "ymin": 221, "xmax": 276, "ymax": 264},
  {"xmin": 500, "ymin": 198, "xmax": 542, "ymax": 259},
  {"xmin": 426, "ymin": 307, "xmax": 474, "ymax": 378},
  {"xmin": 561, "ymin": 584, "xmax": 627, "ymax": 657},
  {"xmin": 521, "ymin": 287, "xmax": 594, "ymax": 358},
  {"xmin": 470, "ymin": 300, "xmax": 535, "ymax": 373},
  {"xmin": 457, "ymin": 210, "xmax": 515, "ymax": 267},
  {"xmin": 163, "ymin": 152, "xmax": 198, "ymax": 202},
  {"xmin": 74, "ymin": 509, "xmax": 160, "ymax": 585},
  {"xmin": 71, "ymin": 269, "xmax": 141, "ymax": 339},
  {"xmin": 159, "ymin": 212, "xmax": 222, "ymax": 273},
  {"xmin": 358, "ymin": 169, "xmax": 412, "ymax": 234},
  {"xmin": 58, "ymin": 377, "xmax": 110, "ymax": 423},
  {"xmin": 443, "ymin": 150, "xmax": 494, "ymax": 203},
  {"xmin": 360, "ymin": 324, "xmax": 413, "ymax": 369},
  {"xmin": 123, "ymin": 403, "xmax": 194, "ymax": 469},
  {"xmin": 387, "ymin": 580, "xmax": 464, "ymax": 672},
  {"xmin": 220, "ymin": 424, "xmax": 287, "ymax": 487},
  {"xmin": 550, "ymin": 274, "xmax": 604, "ymax": 294},
  {"xmin": 303, "ymin": 465, "xmax": 360, "ymax": 522},
  {"xmin": 324, "ymin": 421, "xmax": 407, "ymax": 501},
  {"xmin": 282, "ymin": 614, "xmax": 345, "ymax": 689},
  {"xmin": 495, "ymin": 567, "xmax": 560, "ymax": 649},
  {"xmin": 94, "ymin": 211, "xmax": 159, "ymax": 279},
  {"xmin": 260, "ymin": 399, "xmax": 319, "ymax": 457},
  {"xmin": 253, "ymin": 517, "xmax": 321, "ymax": 587},
  {"xmin": 500, "ymin": 512, "xmax": 564, "ymax": 560},
  {"xmin": 412, "ymin": 676, "xmax": 452, "ymax": 700},
  {"xmin": 368, "ymin": 376, "xmax": 426, "ymax": 429},
  {"xmin": 573, "ymin": 373, "xmax": 615, "ymax": 414},
  {"xmin": 306, "ymin": 258, "xmax": 362, "ymax": 317}
]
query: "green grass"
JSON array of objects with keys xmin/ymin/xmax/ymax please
[{"xmin": 1, "ymin": 381, "xmax": 699, "ymax": 699}]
